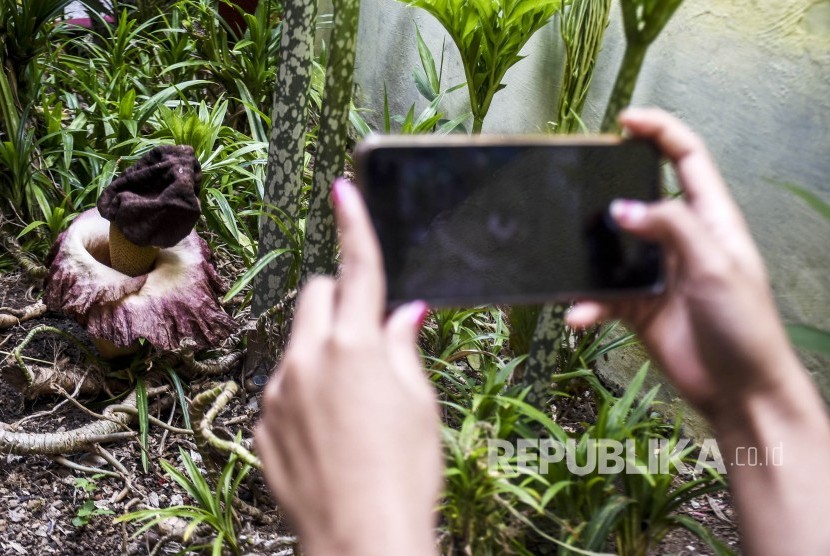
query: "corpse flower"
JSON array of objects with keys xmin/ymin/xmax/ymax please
[{"xmin": 44, "ymin": 145, "xmax": 236, "ymax": 357}]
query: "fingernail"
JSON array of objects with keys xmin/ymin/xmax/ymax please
[
  {"xmin": 404, "ymin": 300, "xmax": 429, "ymax": 328},
  {"xmin": 331, "ymin": 178, "xmax": 355, "ymax": 208},
  {"xmin": 610, "ymin": 199, "xmax": 647, "ymax": 225}
]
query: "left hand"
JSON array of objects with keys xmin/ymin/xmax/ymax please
[{"xmin": 255, "ymin": 178, "xmax": 442, "ymax": 556}]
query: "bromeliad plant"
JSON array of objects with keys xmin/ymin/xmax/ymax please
[
  {"xmin": 350, "ymin": 27, "xmax": 470, "ymax": 137},
  {"xmin": 401, "ymin": 0, "xmax": 563, "ymax": 133},
  {"xmin": 425, "ymin": 319, "xmax": 718, "ymax": 554},
  {"xmin": 438, "ymin": 359, "xmax": 732, "ymax": 554},
  {"xmin": 118, "ymin": 447, "xmax": 252, "ymax": 555}
]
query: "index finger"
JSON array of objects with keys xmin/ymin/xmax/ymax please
[
  {"xmin": 619, "ymin": 108, "xmax": 740, "ymax": 220},
  {"xmin": 619, "ymin": 108, "xmax": 759, "ymax": 262},
  {"xmin": 331, "ymin": 177, "xmax": 386, "ymax": 325}
]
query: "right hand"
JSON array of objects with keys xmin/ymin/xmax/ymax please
[{"xmin": 566, "ymin": 108, "xmax": 802, "ymax": 425}]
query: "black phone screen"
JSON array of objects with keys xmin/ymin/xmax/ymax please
[{"xmin": 357, "ymin": 139, "xmax": 664, "ymax": 307}]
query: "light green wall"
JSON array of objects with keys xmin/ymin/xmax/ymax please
[{"xmin": 352, "ymin": 0, "xmax": 830, "ymax": 434}]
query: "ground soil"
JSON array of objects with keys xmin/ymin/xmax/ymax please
[{"xmin": 0, "ymin": 271, "xmax": 740, "ymax": 555}]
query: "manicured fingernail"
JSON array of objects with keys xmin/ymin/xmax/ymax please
[
  {"xmin": 404, "ymin": 300, "xmax": 429, "ymax": 328},
  {"xmin": 610, "ymin": 199, "xmax": 647, "ymax": 224},
  {"xmin": 331, "ymin": 178, "xmax": 356, "ymax": 208}
]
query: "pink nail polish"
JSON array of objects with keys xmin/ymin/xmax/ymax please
[
  {"xmin": 333, "ymin": 177, "xmax": 357, "ymax": 207},
  {"xmin": 408, "ymin": 300, "xmax": 429, "ymax": 328},
  {"xmin": 610, "ymin": 199, "xmax": 646, "ymax": 224}
]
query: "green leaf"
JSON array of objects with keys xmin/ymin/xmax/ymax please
[
  {"xmin": 413, "ymin": 68, "xmax": 438, "ymax": 102},
  {"xmin": 787, "ymin": 324, "xmax": 830, "ymax": 356},
  {"xmin": 415, "ymin": 26, "xmax": 440, "ymax": 94},
  {"xmin": 163, "ymin": 364, "xmax": 192, "ymax": 431},
  {"xmin": 136, "ymin": 377, "xmax": 150, "ymax": 473},
  {"xmin": 222, "ymin": 248, "xmax": 292, "ymax": 303},
  {"xmin": 670, "ymin": 515, "xmax": 735, "ymax": 556},
  {"xmin": 16, "ymin": 220, "xmax": 46, "ymax": 239},
  {"xmin": 779, "ymin": 182, "xmax": 830, "ymax": 223}
]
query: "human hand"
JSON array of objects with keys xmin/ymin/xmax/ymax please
[
  {"xmin": 566, "ymin": 108, "xmax": 803, "ymax": 427},
  {"xmin": 254, "ymin": 179, "xmax": 442, "ymax": 556}
]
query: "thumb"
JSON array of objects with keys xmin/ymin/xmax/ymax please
[{"xmin": 611, "ymin": 198, "xmax": 721, "ymax": 270}]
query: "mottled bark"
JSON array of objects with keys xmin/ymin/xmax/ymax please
[
  {"xmin": 0, "ymin": 391, "xmax": 135, "ymax": 455},
  {"xmin": 300, "ymin": 0, "xmax": 361, "ymax": 280},
  {"xmin": 252, "ymin": 0, "xmax": 318, "ymax": 314},
  {"xmin": 522, "ymin": 304, "xmax": 567, "ymax": 407}
]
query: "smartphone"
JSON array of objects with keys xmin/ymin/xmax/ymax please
[{"xmin": 354, "ymin": 135, "xmax": 664, "ymax": 308}]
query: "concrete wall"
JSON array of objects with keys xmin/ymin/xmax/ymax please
[{"xmin": 352, "ymin": 0, "xmax": 830, "ymax": 434}]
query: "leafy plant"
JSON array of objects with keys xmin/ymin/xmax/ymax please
[
  {"xmin": 556, "ymin": 0, "xmax": 612, "ymax": 134},
  {"xmin": 403, "ymin": 0, "xmax": 563, "ymax": 133},
  {"xmin": 778, "ymin": 183, "xmax": 830, "ymax": 356},
  {"xmin": 0, "ymin": 0, "xmax": 72, "ymax": 126},
  {"xmin": 73, "ymin": 500, "xmax": 116, "ymax": 528},
  {"xmin": 437, "ymin": 341, "xmax": 731, "ymax": 554},
  {"xmin": 72, "ymin": 474, "xmax": 114, "ymax": 527},
  {"xmin": 350, "ymin": 27, "xmax": 468, "ymax": 137},
  {"xmin": 118, "ymin": 447, "xmax": 251, "ymax": 555}
]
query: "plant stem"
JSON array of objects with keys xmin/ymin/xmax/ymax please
[
  {"xmin": 600, "ymin": 43, "xmax": 648, "ymax": 133},
  {"xmin": 191, "ymin": 381, "xmax": 262, "ymax": 469},
  {"xmin": 557, "ymin": 0, "xmax": 612, "ymax": 134},
  {"xmin": 472, "ymin": 116, "xmax": 484, "ymax": 134}
]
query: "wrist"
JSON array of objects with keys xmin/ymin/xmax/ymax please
[
  {"xmin": 299, "ymin": 496, "xmax": 438, "ymax": 556},
  {"xmin": 709, "ymin": 354, "xmax": 828, "ymax": 450}
]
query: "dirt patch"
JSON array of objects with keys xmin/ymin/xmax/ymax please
[{"xmin": 1, "ymin": 272, "xmax": 294, "ymax": 555}]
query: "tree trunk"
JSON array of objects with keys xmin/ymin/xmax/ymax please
[
  {"xmin": 300, "ymin": 0, "xmax": 361, "ymax": 280},
  {"xmin": 251, "ymin": 0, "xmax": 318, "ymax": 315}
]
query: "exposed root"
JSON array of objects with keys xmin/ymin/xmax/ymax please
[
  {"xmin": 7, "ymin": 324, "xmax": 100, "ymax": 388},
  {"xmin": 177, "ymin": 337, "xmax": 243, "ymax": 378},
  {"xmin": 190, "ymin": 381, "xmax": 261, "ymax": 469},
  {"xmin": 242, "ymin": 288, "xmax": 298, "ymax": 387},
  {"xmin": 53, "ymin": 456, "xmax": 122, "ymax": 478},
  {"xmin": 107, "ymin": 404, "xmax": 192, "ymax": 435},
  {"xmin": 234, "ymin": 495, "xmax": 276, "ymax": 524},
  {"xmin": 0, "ymin": 390, "xmax": 136, "ymax": 455},
  {"xmin": 0, "ymin": 300, "xmax": 47, "ymax": 330},
  {"xmin": 1, "ymin": 358, "xmax": 106, "ymax": 399},
  {"xmin": 0, "ymin": 226, "xmax": 48, "ymax": 281},
  {"xmin": 255, "ymin": 288, "xmax": 297, "ymax": 355}
]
